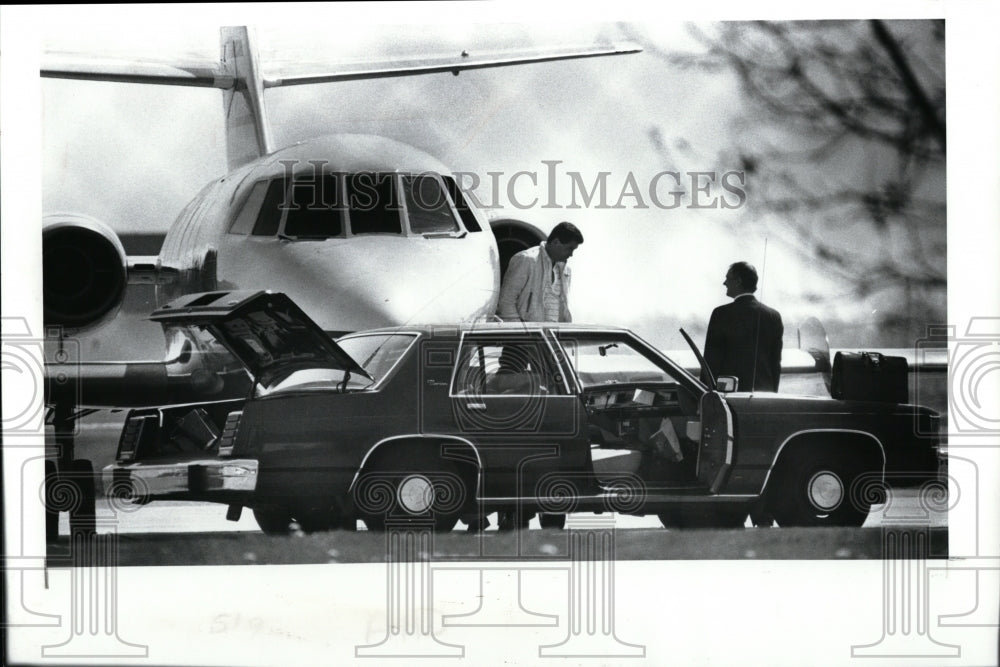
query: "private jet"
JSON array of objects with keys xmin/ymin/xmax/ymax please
[{"xmin": 42, "ymin": 26, "xmax": 640, "ymax": 339}]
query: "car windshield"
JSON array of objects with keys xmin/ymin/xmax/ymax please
[
  {"xmin": 337, "ymin": 333, "xmax": 417, "ymax": 384},
  {"xmin": 557, "ymin": 335, "xmax": 681, "ymax": 388}
]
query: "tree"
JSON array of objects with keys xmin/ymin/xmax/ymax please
[{"xmin": 627, "ymin": 20, "xmax": 946, "ymax": 345}]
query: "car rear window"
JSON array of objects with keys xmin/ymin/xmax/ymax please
[{"xmin": 337, "ymin": 333, "xmax": 417, "ymax": 384}]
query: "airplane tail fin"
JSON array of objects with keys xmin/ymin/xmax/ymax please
[{"xmin": 219, "ymin": 27, "xmax": 274, "ymax": 170}]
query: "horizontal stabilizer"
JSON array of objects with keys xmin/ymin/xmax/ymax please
[
  {"xmin": 264, "ymin": 42, "xmax": 643, "ymax": 87},
  {"xmin": 41, "ymin": 55, "xmax": 229, "ymax": 87}
]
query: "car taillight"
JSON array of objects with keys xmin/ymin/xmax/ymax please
[
  {"xmin": 917, "ymin": 411, "xmax": 941, "ymax": 439},
  {"xmin": 218, "ymin": 411, "xmax": 243, "ymax": 457},
  {"xmin": 119, "ymin": 414, "xmax": 155, "ymax": 462},
  {"xmin": 929, "ymin": 413, "xmax": 941, "ymax": 436}
]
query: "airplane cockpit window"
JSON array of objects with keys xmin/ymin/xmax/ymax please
[
  {"xmin": 230, "ymin": 180, "xmax": 270, "ymax": 235},
  {"xmin": 251, "ymin": 178, "xmax": 288, "ymax": 236},
  {"xmin": 346, "ymin": 173, "xmax": 402, "ymax": 235},
  {"xmin": 443, "ymin": 175, "xmax": 483, "ymax": 232},
  {"xmin": 283, "ymin": 174, "xmax": 345, "ymax": 238},
  {"xmin": 402, "ymin": 174, "xmax": 460, "ymax": 234}
]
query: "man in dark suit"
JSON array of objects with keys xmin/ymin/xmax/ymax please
[{"xmin": 702, "ymin": 262, "xmax": 784, "ymax": 392}]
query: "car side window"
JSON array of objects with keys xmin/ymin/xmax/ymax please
[
  {"xmin": 451, "ymin": 335, "xmax": 566, "ymax": 396},
  {"xmin": 557, "ymin": 335, "xmax": 677, "ymax": 388}
]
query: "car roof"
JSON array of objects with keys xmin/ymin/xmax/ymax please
[{"xmin": 339, "ymin": 322, "xmax": 633, "ymax": 337}]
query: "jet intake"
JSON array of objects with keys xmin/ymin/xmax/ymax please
[{"xmin": 43, "ymin": 214, "xmax": 128, "ymax": 333}]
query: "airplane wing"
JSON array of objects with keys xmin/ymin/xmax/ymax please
[
  {"xmin": 46, "ymin": 360, "xmax": 249, "ymax": 410},
  {"xmin": 667, "ymin": 317, "xmax": 948, "ymax": 415},
  {"xmin": 671, "ymin": 348, "xmax": 824, "ymax": 377}
]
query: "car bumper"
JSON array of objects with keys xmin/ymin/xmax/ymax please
[{"xmin": 102, "ymin": 459, "xmax": 259, "ymax": 498}]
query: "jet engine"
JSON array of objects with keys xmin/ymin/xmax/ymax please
[
  {"xmin": 43, "ymin": 213, "xmax": 128, "ymax": 333},
  {"xmin": 489, "ymin": 218, "xmax": 547, "ymax": 279}
]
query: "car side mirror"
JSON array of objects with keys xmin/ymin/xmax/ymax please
[{"xmin": 716, "ymin": 376, "xmax": 739, "ymax": 393}]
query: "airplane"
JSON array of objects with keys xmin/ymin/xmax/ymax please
[
  {"xmin": 39, "ymin": 25, "xmax": 642, "ymax": 532},
  {"xmin": 41, "ymin": 26, "xmax": 642, "ymax": 339}
]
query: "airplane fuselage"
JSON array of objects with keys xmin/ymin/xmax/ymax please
[{"xmin": 156, "ymin": 134, "xmax": 501, "ymax": 332}]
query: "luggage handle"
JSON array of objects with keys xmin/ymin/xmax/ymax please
[{"xmin": 862, "ymin": 351, "xmax": 884, "ymax": 369}]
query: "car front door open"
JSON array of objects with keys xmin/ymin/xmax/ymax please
[{"xmin": 697, "ymin": 391, "xmax": 734, "ymax": 493}]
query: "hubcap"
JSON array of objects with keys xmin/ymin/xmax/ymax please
[
  {"xmin": 808, "ymin": 471, "xmax": 844, "ymax": 511},
  {"xmin": 397, "ymin": 475, "xmax": 434, "ymax": 514}
]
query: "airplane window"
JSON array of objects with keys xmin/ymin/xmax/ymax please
[
  {"xmin": 230, "ymin": 180, "xmax": 270, "ymax": 235},
  {"xmin": 346, "ymin": 173, "xmax": 402, "ymax": 235},
  {"xmin": 403, "ymin": 174, "xmax": 459, "ymax": 234},
  {"xmin": 443, "ymin": 176, "xmax": 483, "ymax": 232},
  {"xmin": 284, "ymin": 174, "xmax": 345, "ymax": 238},
  {"xmin": 252, "ymin": 178, "xmax": 288, "ymax": 236}
]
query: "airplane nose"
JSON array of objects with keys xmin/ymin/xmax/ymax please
[{"xmin": 226, "ymin": 235, "xmax": 500, "ymax": 331}]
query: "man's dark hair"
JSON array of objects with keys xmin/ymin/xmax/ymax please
[
  {"xmin": 547, "ymin": 221, "xmax": 584, "ymax": 245},
  {"xmin": 729, "ymin": 261, "xmax": 759, "ymax": 292}
]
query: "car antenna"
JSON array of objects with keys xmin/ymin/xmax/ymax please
[{"xmin": 751, "ymin": 237, "xmax": 768, "ymax": 393}]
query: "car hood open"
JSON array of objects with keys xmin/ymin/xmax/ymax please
[{"xmin": 151, "ymin": 290, "xmax": 370, "ymax": 388}]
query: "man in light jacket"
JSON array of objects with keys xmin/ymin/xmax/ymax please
[{"xmin": 496, "ymin": 222, "xmax": 584, "ymax": 323}]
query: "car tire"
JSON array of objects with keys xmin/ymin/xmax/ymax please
[
  {"xmin": 293, "ymin": 505, "xmax": 355, "ymax": 533},
  {"xmin": 360, "ymin": 457, "xmax": 466, "ymax": 532},
  {"xmin": 658, "ymin": 506, "xmax": 748, "ymax": 529},
  {"xmin": 337, "ymin": 516, "xmax": 358, "ymax": 531},
  {"xmin": 253, "ymin": 505, "xmax": 293, "ymax": 535},
  {"xmin": 44, "ymin": 460, "xmax": 58, "ymax": 542},
  {"xmin": 768, "ymin": 451, "xmax": 870, "ymax": 527},
  {"xmin": 68, "ymin": 459, "xmax": 97, "ymax": 535},
  {"xmin": 538, "ymin": 513, "xmax": 566, "ymax": 529},
  {"xmin": 294, "ymin": 508, "xmax": 331, "ymax": 533}
]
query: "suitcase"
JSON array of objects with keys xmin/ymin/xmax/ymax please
[{"xmin": 831, "ymin": 351, "xmax": 909, "ymax": 403}]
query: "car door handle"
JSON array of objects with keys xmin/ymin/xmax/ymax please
[
  {"xmin": 466, "ymin": 402, "xmax": 487, "ymax": 410},
  {"xmin": 426, "ymin": 379, "xmax": 449, "ymax": 387}
]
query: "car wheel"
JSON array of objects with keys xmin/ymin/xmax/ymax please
[
  {"xmin": 68, "ymin": 459, "xmax": 97, "ymax": 535},
  {"xmin": 360, "ymin": 457, "xmax": 466, "ymax": 532},
  {"xmin": 538, "ymin": 513, "xmax": 566, "ymax": 529},
  {"xmin": 769, "ymin": 451, "xmax": 870, "ymax": 527},
  {"xmin": 253, "ymin": 505, "xmax": 293, "ymax": 535},
  {"xmin": 294, "ymin": 505, "xmax": 355, "ymax": 533},
  {"xmin": 294, "ymin": 508, "xmax": 330, "ymax": 533},
  {"xmin": 658, "ymin": 506, "xmax": 748, "ymax": 529},
  {"xmin": 337, "ymin": 516, "xmax": 358, "ymax": 531},
  {"xmin": 44, "ymin": 460, "xmax": 59, "ymax": 541}
]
